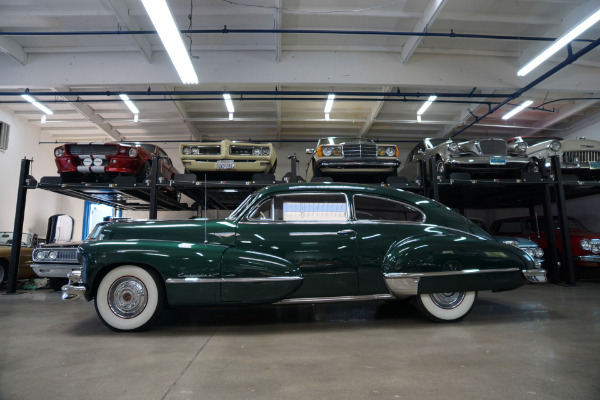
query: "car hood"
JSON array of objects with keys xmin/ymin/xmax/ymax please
[{"xmin": 40, "ymin": 242, "xmax": 82, "ymax": 248}]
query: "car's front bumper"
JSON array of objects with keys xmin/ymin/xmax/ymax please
[
  {"xmin": 61, "ymin": 271, "xmax": 86, "ymax": 301},
  {"xmin": 447, "ymin": 157, "xmax": 531, "ymax": 171},
  {"xmin": 316, "ymin": 158, "xmax": 400, "ymax": 172},
  {"xmin": 31, "ymin": 263, "xmax": 80, "ymax": 278},
  {"xmin": 182, "ymin": 159, "xmax": 273, "ymax": 173},
  {"xmin": 575, "ymin": 255, "xmax": 600, "ymax": 266}
]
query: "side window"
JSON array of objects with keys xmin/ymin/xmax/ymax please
[
  {"xmin": 354, "ymin": 194, "xmax": 424, "ymax": 222},
  {"xmin": 248, "ymin": 193, "xmax": 348, "ymax": 222},
  {"xmin": 496, "ymin": 221, "xmax": 523, "ymax": 235}
]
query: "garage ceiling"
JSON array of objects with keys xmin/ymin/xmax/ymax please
[{"xmin": 0, "ymin": 0, "xmax": 599, "ymax": 144}]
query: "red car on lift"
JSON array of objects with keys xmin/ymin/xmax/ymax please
[
  {"xmin": 54, "ymin": 142, "xmax": 179, "ymax": 183},
  {"xmin": 490, "ymin": 216, "xmax": 600, "ymax": 269}
]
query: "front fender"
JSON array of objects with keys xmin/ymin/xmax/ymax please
[
  {"xmin": 78, "ymin": 240, "xmax": 228, "ymax": 302},
  {"xmin": 382, "ymin": 234, "xmax": 534, "ymax": 297}
]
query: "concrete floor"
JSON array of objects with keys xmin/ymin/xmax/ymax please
[{"xmin": 1, "ymin": 281, "xmax": 599, "ymax": 400}]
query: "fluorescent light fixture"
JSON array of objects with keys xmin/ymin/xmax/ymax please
[
  {"xmin": 518, "ymin": 8, "xmax": 600, "ymax": 76},
  {"xmin": 41, "ymin": 115, "xmax": 47, "ymax": 124},
  {"xmin": 229, "ymin": 112, "xmax": 234, "ymax": 121},
  {"xmin": 119, "ymin": 94, "xmax": 140, "ymax": 115},
  {"xmin": 141, "ymin": 0, "xmax": 199, "ymax": 84},
  {"xmin": 417, "ymin": 95, "xmax": 437, "ymax": 116},
  {"xmin": 417, "ymin": 115, "xmax": 422, "ymax": 123},
  {"xmin": 134, "ymin": 114, "xmax": 139, "ymax": 123},
  {"xmin": 324, "ymin": 94, "xmax": 335, "ymax": 113},
  {"xmin": 223, "ymin": 93, "xmax": 235, "ymax": 113},
  {"xmin": 21, "ymin": 94, "xmax": 53, "ymax": 115},
  {"xmin": 502, "ymin": 100, "xmax": 534, "ymax": 120},
  {"xmin": 325, "ymin": 113, "xmax": 330, "ymax": 120}
]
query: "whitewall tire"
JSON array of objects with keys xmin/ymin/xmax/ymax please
[
  {"xmin": 415, "ymin": 291, "xmax": 477, "ymax": 322},
  {"xmin": 94, "ymin": 265, "xmax": 163, "ymax": 332}
]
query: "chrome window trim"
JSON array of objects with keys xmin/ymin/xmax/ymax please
[
  {"xmin": 275, "ymin": 294, "xmax": 394, "ymax": 304},
  {"xmin": 166, "ymin": 276, "xmax": 303, "ymax": 284},
  {"xmin": 352, "ymin": 193, "xmax": 426, "ymax": 224},
  {"xmin": 245, "ymin": 192, "xmax": 350, "ymax": 222}
]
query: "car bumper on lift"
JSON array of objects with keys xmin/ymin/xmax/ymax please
[
  {"xmin": 447, "ymin": 157, "xmax": 531, "ymax": 171},
  {"xmin": 317, "ymin": 159, "xmax": 400, "ymax": 171}
]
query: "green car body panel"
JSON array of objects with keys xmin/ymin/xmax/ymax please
[{"xmin": 74, "ymin": 183, "xmax": 540, "ymax": 310}]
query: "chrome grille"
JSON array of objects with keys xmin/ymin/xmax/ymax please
[
  {"xmin": 230, "ymin": 146, "xmax": 255, "ymax": 155},
  {"xmin": 342, "ymin": 143, "xmax": 377, "ymax": 158},
  {"xmin": 33, "ymin": 248, "xmax": 78, "ymax": 263},
  {"xmin": 562, "ymin": 151, "xmax": 600, "ymax": 163},
  {"xmin": 67, "ymin": 144, "xmax": 118, "ymax": 156},
  {"xmin": 193, "ymin": 146, "xmax": 221, "ymax": 155},
  {"xmin": 479, "ymin": 139, "xmax": 507, "ymax": 156}
]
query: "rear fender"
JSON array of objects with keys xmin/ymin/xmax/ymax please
[{"xmin": 382, "ymin": 234, "xmax": 533, "ymax": 297}]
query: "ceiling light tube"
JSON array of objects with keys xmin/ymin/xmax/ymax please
[
  {"xmin": 517, "ymin": 8, "xmax": 600, "ymax": 76},
  {"xmin": 141, "ymin": 0, "xmax": 199, "ymax": 84},
  {"xmin": 417, "ymin": 95, "xmax": 437, "ymax": 116},
  {"xmin": 325, "ymin": 113, "xmax": 330, "ymax": 120},
  {"xmin": 119, "ymin": 94, "xmax": 140, "ymax": 115},
  {"xmin": 21, "ymin": 94, "xmax": 54, "ymax": 115},
  {"xmin": 324, "ymin": 94, "xmax": 335, "ymax": 113},
  {"xmin": 502, "ymin": 100, "xmax": 534, "ymax": 120},
  {"xmin": 223, "ymin": 93, "xmax": 235, "ymax": 113},
  {"xmin": 229, "ymin": 112, "xmax": 234, "ymax": 121},
  {"xmin": 134, "ymin": 114, "xmax": 139, "ymax": 123}
]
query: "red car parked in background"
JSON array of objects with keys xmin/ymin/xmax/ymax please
[
  {"xmin": 54, "ymin": 142, "xmax": 179, "ymax": 183},
  {"xmin": 490, "ymin": 216, "xmax": 600, "ymax": 269}
]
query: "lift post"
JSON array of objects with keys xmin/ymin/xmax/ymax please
[
  {"xmin": 6, "ymin": 158, "xmax": 31, "ymax": 294},
  {"xmin": 551, "ymin": 155, "xmax": 576, "ymax": 285}
]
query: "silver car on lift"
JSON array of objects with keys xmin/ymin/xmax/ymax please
[{"xmin": 400, "ymin": 137, "xmax": 533, "ymax": 181}]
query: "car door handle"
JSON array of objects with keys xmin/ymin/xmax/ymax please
[{"xmin": 337, "ymin": 229, "xmax": 355, "ymax": 236}]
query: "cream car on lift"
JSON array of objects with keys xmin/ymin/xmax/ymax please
[{"xmin": 179, "ymin": 140, "xmax": 277, "ymax": 181}]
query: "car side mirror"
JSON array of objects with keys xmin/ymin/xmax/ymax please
[{"xmin": 306, "ymin": 148, "xmax": 315, "ymax": 154}]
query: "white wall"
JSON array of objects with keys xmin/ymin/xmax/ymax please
[{"xmin": 0, "ymin": 106, "xmax": 86, "ymax": 239}]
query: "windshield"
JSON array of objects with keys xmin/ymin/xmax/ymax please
[
  {"xmin": 528, "ymin": 217, "xmax": 590, "ymax": 232},
  {"xmin": 317, "ymin": 137, "xmax": 374, "ymax": 146},
  {"xmin": 227, "ymin": 191, "xmax": 260, "ymax": 221},
  {"xmin": 0, "ymin": 232, "xmax": 34, "ymax": 246},
  {"xmin": 520, "ymin": 137, "xmax": 563, "ymax": 146}
]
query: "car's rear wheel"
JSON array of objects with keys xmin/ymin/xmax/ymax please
[
  {"xmin": 414, "ymin": 291, "xmax": 477, "ymax": 322},
  {"xmin": 94, "ymin": 265, "xmax": 164, "ymax": 332}
]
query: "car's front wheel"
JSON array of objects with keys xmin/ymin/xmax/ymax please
[
  {"xmin": 414, "ymin": 291, "xmax": 477, "ymax": 322},
  {"xmin": 94, "ymin": 265, "xmax": 164, "ymax": 332}
]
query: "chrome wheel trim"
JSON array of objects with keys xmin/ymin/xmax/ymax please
[
  {"xmin": 435, "ymin": 160, "xmax": 445, "ymax": 174},
  {"xmin": 429, "ymin": 292, "xmax": 465, "ymax": 309},
  {"xmin": 107, "ymin": 276, "xmax": 148, "ymax": 319}
]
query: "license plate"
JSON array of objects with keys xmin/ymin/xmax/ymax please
[
  {"xmin": 217, "ymin": 160, "xmax": 234, "ymax": 170},
  {"xmin": 590, "ymin": 161, "xmax": 600, "ymax": 170},
  {"xmin": 490, "ymin": 156, "xmax": 506, "ymax": 165}
]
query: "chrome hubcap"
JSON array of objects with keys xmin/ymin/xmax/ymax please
[
  {"xmin": 108, "ymin": 277, "xmax": 148, "ymax": 318},
  {"xmin": 429, "ymin": 292, "xmax": 465, "ymax": 309}
]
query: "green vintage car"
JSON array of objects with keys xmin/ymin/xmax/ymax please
[{"xmin": 62, "ymin": 183, "xmax": 546, "ymax": 331}]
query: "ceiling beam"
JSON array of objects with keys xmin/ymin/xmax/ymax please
[
  {"xmin": 103, "ymin": 0, "xmax": 153, "ymax": 62},
  {"xmin": 52, "ymin": 87, "xmax": 122, "ymax": 140},
  {"xmin": 0, "ymin": 36, "xmax": 27, "ymax": 65},
  {"xmin": 275, "ymin": 0, "xmax": 282, "ymax": 63},
  {"xmin": 400, "ymin": 0, "xmax": 447, "ymax": 65},
  {"xmin": 358, "ymin": 87, "xmax": 392, "ymax": 138}
]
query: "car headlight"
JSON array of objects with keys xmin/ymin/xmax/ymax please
[
  {"xmin": 517, "ymin": 142, "xmax": 527, "ymax": 153},
  {"xmin": 128, "ymin": 148, "xmax": 138, "ymax": 157},
  {"xmin": 448, "ymin": 142, "xmax": 459, "ymax": 153},
  {"xmin": 535, "ymin": 247, "xmax": 544, "ymax": 258},
  {"xmin": 182, "ymin": 146, "xmax": 191, "ymax": 155},
  {"xmin": 252, "ymin": 147, "xmax": 262, "ymax": 156},
  {"xmin": 33, "ymin": 250, "xmax": 45, "ymax": 261},
  {"xmin": 581, "ymin": 239, "xmax": 591, "ymax": 251},
  {"xmin": 550, "ymin": 141, "xmax": 561, "ymax": 152},
  {"xmin": 525, "ymin": 248, "xmax": 536, "ymax": 257},
  {"xmin": 322, "ymin": 146, "xmax": 333, "ymax": 156},
  {"xmin": 192, "ymin": 147, "xmax": 200, "ymax": 155},
  {"xmin": 262, "ymin": 147, "xmax": 270, "ymax": 156},
  {"xmin": 54, "ymin": 147, "xmax": 64, "ymax": 157},
  {"xmin": 592, "ymin": 244, "xmax": 600, "ymax": 255},
  {"xmin": 48, "ymin": 251, "xmax": 58, "ymax": 260},
  {"xmin": 378, "ymin": 146, "xmax": 397, "ymax": 157}
]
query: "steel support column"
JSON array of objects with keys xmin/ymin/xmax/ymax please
[
  {"xmin": 6, "ymin": 158, "xmax": 31, "ymax": 294},
  {"xmin": 551, "ymin": 156, "xmax": 576, "ymax": 285},
  {"xmin": 148, "ymin": 155, "xmax": 158, "ymax": 220}
]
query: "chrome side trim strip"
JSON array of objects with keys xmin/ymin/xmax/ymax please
[
  {"xmin": 275, "ymin": 294, "xmax": 395, "ymax": 304},
  {"xmin": 383, "ymin": 268, "xmax": 521, "ymax": 297},
  {"xmin": 166, "ymin": 276, "xmax": 303, "ymax": 284}
]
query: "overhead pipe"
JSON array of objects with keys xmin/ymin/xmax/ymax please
[
  {"xmin": 0, "ymin": 28, "xmax": 595, "ymax": 44},
  {"xmin": 451, "ymin": 36, "xmax": 600, "ymax": 138}
]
